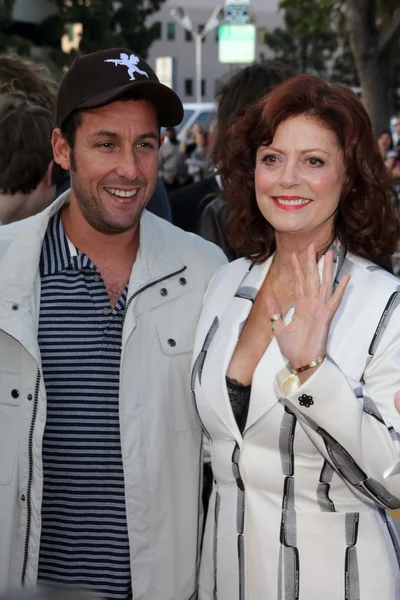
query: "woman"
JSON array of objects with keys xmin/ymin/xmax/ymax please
[
  {"xmin": 186, "ymin": 130, "xmax": 210, "ymax": 182},
  {"xmin": 192, "ymin": 74, "xmax": 400, "ymax": 600},
  {"xmin": 377, "ymin": 129, "xmax": 397, "ymax": 176}
]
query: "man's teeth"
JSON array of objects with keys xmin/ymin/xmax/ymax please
[
  {"xmin": 106, "ymin": 188, "xmax": 137, "ymax": 198},
  {"xmin": 275, "ymin": 198, "xmax": 311, "ymax": 206}
]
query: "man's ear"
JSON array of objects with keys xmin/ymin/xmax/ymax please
[{"xmin": 52, "ymin": 128, "xmax": 71, "ymax": 171}]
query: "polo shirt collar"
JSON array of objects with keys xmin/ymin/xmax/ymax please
[{"xmin": 40, "ymin": 210, "xmax": 96, "ymax": 276}]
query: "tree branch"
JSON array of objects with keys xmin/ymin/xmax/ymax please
[{"xmin": 378, "ymin": 5, "xmax": 400, "ymax": 55}]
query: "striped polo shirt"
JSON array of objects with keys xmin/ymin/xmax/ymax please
[{"xmin": 37, "ymin": 211, "xmax": 132, "ymax": 600}]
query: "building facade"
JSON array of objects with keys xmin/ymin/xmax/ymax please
[
  {"xmin": 147, "ymin": 0, "xmax": 282, "ymax": 102},
  {"xmin": 11, "ymin": 0, "xmax": 281, "ymax": 103}
]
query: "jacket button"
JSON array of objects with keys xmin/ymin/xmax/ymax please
[
  {"xmin": 179, "ymin": 277, "xmax": 187, "ymax": 286},
  {"xmin": 167, "ymin": 338, "xmax": 176, "ymax": 347},
  {"xmin": 298, "ymin": 394, "xmax": 314, "ymax": 408},
  {"xmin": 11, "ymin": 389, "xmax": 20, "ymax": 399},
  {"xmin": 160, "ymin": 288, "xmax": 168, "ymax": 296},
  {"xmin": 12, "ymin": 304, "xmax": 19, "ymax": 311},
  {"xmin": 27, "ymin": 394, "xmax": 33, "ymax": 401}
]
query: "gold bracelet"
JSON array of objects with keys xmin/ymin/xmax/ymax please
[{"xmin": 287, "ymin": 355, "xmax": 326, "ymax": 376}]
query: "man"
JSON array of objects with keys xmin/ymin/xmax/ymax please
[
  {"xmin": 393, "ymin": 115, "xmax": 400, "ymax": 146},
  {"xmin": 0, "ymin": 48, "xmax": 225, "ymax": 599},
  {"xmin": 0, "ymin": 52, "xmax": 173, "ymax": 222},
  {"xmin": 0, "ymin": 95, "xmax": 66, "ymax": 225},
  {"xmin": 158, "ymin": 127, "xmax": 187, "ymax": 191}
]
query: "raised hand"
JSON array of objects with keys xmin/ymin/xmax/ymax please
[{"xmin": 266, "ymin": 244, "xmax": 350, "ymax": 375}]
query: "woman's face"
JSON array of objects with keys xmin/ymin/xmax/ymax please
[
  {"xmin": 254, "ymin": 114, "xmax": 346, "ymax": 246},
  {"xmin": 195, "ymin": 131, "xmax": 207, "ymax": 145},
  {"xmin": 378, "ymin": 132, "xmax": 391, "ymax": 153}
]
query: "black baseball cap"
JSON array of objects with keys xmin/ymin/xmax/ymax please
[{"xmin": 56, "ymin": 48, "xmax": 184, "ymax": 128}]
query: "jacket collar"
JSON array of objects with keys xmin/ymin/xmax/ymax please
[
  {"xmin": 0, "ymin": 191, "xmax": 185, "ymax": 307},
  {"xmin": 198, "ymin": 241, "xmax": 348, "ymax": 440}
]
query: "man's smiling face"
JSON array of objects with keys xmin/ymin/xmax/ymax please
[{"xmin": 64, "ymin": 99, "xmax": 159, "ymax": 235}]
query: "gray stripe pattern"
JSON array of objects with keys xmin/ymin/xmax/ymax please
[
  {"xmin": 344, "ymin": 513, "xmax": 360, "ymax": 600},
  {"xmin": 388, "ymin": 426, "xmax": 400, "ymax": 444},
  {"xmin": 297, "ymin": 412, "xmax": 400, "ymax": 509},
  {"xmin": 378, "ymin": 507, "xmax": 400, "ymax": 569},
  {"xmin": 333, "ymin": 245, "xmax": 350, "ymax": 291},
  {"xmin": 367, "ymin": 288, "xmax": 400, "ymax": 359},
  {"xmin": 234, "ymin": 286, "xmax": 258, "ymax": 303},
  {"xmin": 232, "ymin": 444, "xmax": 245, "ymax": 600},
  {"xmin": 366, "ymin": 265, "xmax": 383, "ymax": 272},
  {"xmin": 278, "ymin": 407, "xmax": 299, "ymax": 600},
  {"xmin": 354, "ymin": 387, "xmax": 386, "ymax": 424},
  {"xmin": 317, "ymin": 460, "xmax": 336, "ymax": 512},
  {"xmin": 213, "ymin": 488, "xmax": 221, "ymax": 600},
  {"xmin": 191, "ymin": 316, "xmax": 219, "ymax": 388}
]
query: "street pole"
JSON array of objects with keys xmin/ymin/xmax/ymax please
[
  {"xmin": 195, "ymin": 33, "xmax": 202, "ymax": 103},
  {"xmin": 170, "ymin": 5, "xmax": 224, "ymax": 103}
]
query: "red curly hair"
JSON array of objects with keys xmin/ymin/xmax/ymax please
[{"xmin": 216, "ymin": 74, "xmax": 398, "ymax": 264}]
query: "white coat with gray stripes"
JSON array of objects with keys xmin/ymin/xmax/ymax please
[{"xmin": 192, "ymin": 243, "xmax": 400, "ymax": 600}]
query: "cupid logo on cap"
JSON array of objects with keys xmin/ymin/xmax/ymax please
[{"xmin": 104, "ymin": 53, "xmax": 149, "ymax": 81}]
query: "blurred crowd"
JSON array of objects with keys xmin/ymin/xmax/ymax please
[
  {"xmin": 377, "ymin": 124, "xmax": 400, "ymax": 194},
  {"xmin": 158, "ymin": 122, "xmax": 213, "ymax": 191}
]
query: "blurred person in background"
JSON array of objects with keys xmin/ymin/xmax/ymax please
[
  {"xmin": 0, "ymin": 53, "xmax": 58, "ymax": 114},
  {"xmin": 377, "ymin": 129, "xmax": 397, "ymax": 176},
  {"xmin": 185, "ymin": 129, "xmax": 210, "ymax": 183},
  {"xmin": 0, "ymin": 94, "xmax": 66, "ymax": 225},
  {"xmin": 179, "ymin": 121, "xmax": 204, "ymax": 159},
  {"xmin": 192, "ymin": 74, "xmax": 400, "ymax": 600},
  {"xmin": 158, "ymin": 126, "xmax": 187, "ymax": 191},
  {"xmin": 393, "ymin": 115, "xmax": 400, "ymax": 146}
]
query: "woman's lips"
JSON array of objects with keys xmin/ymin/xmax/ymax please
[{"xmin": 272, "ymin": 196, "xmax": 312, "ymax": 210}]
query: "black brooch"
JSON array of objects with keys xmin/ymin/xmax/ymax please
[{"xmin": 298, "ymin": 394, "xmax": 314, "ymax": 408}]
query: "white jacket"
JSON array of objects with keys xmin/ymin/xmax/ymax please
[
  {"xmin": 0, "ymin": 193, "xmax": 226, "ymax": 599},
  {"xmin": 192, "ymin": 246, "xmax": 400, "ymax": 600}
]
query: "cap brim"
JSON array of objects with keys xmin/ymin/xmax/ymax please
[{"xmin": 76, "ymin": 80, "xmax": 183, "ymax": 127}]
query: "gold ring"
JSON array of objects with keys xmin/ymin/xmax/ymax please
[{"xmin": 269, "ymin": 313, "xmax": 282, "ymax": 323}]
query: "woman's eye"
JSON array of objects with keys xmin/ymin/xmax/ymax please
[
  {"xmin": 262, "ymin": 154, "xmax": 278, "ymax": 164},
  {"xmin": 307, "ymin": 157, "xmax": 324, "ymax": 166}
]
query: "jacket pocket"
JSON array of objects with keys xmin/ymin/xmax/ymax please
[
  {"xmin": 0, "ymin": 374, "xmax": 20, "ymax": 485},
  {"xmin": 156, "ymin": 323, "xmax": 201, "ymax": 432}
]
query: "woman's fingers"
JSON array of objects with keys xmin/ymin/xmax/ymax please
[
  {"xmin": 292, "ymin": 252, "xmax": 306, "ymax": 299},
  {"xmin": 327, "ymin": 273, "xmax": 351, "ymax": 313},
  {"xmin": 306, "ymin": 243, "xmax": 320, "ymax": 297},
  {"xmin": 266, "ymin": 295, "xmax": 285, "ymax": 336},
  {"xmin": 320, "ymin": 250, "xmax": 334, "ymax": 302}
]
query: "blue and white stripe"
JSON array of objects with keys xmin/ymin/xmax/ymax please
[{"xmin": 37, "ymin": 212, "xmax": 132, "ymax": 600}]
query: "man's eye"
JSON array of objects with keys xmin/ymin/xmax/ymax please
[
  {"xmin": 138, "ymin": 141, "xmax": 155, "ymax": 149},
  {"xmin": 98, "ymin": 142, "xmax": 114, "ymax": 149}
]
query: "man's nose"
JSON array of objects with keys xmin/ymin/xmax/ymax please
[{"xmin": 114, "ymin": 150, "xmax": 141, "ymax": 180}]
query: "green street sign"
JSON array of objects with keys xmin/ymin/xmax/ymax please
[{"xmin": 218, "ymin": 24, "xmax": 256, "ymax": 63}]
